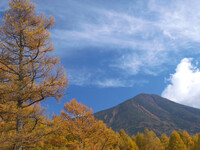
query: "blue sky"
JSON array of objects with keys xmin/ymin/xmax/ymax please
[{"xmin": 1, "ymin": 0, "xmax": 200, "ymax": 114}]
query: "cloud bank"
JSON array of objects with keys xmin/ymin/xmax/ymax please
[{"xmin": 162, "ymin": 58, "xmax": 200, "ymax": 108}]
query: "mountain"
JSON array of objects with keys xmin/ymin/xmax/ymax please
[{"xmin": 94, "ymin": 94, "xmax": 200, "ymax": 136}]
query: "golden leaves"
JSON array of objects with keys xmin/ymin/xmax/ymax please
[
  {"xmin": 0, "ymin": 0, "xmax": 67, "ymax": 148},
  {"xmin": 0, "ymin": 0, "xmax": 68, "ymax": 105},
  {"xmin": 54, "ymin": 99, "xmax": 119, "ymax": 150}
]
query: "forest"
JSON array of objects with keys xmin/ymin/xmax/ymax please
[{"xmin": 0, "ymin": 0, "xmax": 200, "ymax": 150}]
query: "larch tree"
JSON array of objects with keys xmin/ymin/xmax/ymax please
[
  {"xmin": 51, "ymin": 99, "xmax": 119, "ymax": 150},
  {"xmin": 168, "ymin": 131, "xmax": 187, "ymax": 150},
  {"xmin": 180, "ymin": 130, "xmax": 194, "ymax": 150},
  {"xmin": 160, "ymin": 133, "xmax": 169, "ymax": 150},
  {"xmin": 119, "ymin": 129, "xmax": 138, "ymax": 150},
  {"xmin": 0, "ymin": 104, "xmax": 56, "ymax": 149},
  {"xmin": 193, "ymin": 133, "xmax": 200, "ymax": 150},
  {"xmin": 142, "ymin": 129, "xmax": 161, "ymax": 150},
  {"xmin": 135, "ymin": 132, "xmax": 145, "ymax": 150},
  {"xmin": 0, "ymin": 0, "xmax": 67, "ymax": 149}
]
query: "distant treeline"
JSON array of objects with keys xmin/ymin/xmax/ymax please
[{"xmin": 118, "ymin": 128, "xmax": 200, "ymax": 150}]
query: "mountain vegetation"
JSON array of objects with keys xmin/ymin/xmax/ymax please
[
  {"xmin": 95, "ymin": 94, "xmax": 200, "ymax": 136},
  {"xmin": 1, "ymin": 0, "xmax": 200, "ymax": 150}
]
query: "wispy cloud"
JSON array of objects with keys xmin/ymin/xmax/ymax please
[
  {"xmin": 96, "ymin": 79, "xmax": 133, "ymax": 88},
  {"xmin": 48, "ymin": 0, "xmax": 200, "ymax": 85},
  {"xmin": 113, "ymin": 48, "xmax": 168, "ymax": 76},
  {"xmin": 51, "ymin": 7, "xmax": 169, "ymax": 76},
  {"xmin": 52, "ymin": 9, "xmax": 163, "ymax": 50},
  {"xmin": 162, "ymin": 58, "xmax": 200, "ymax": 108},
  {"xmin": 96, "ymin": 78, "xmax": 148, "ymax": 88},
  {"xmin": 3, "ymin": 0, "xmax": 200, "ymax": 87},
  {"xmin": 67, "ymin": 69, "xmax": 93, "ymax": 87},
  {"xmin": 67, "ymin": 68, "xmax": 147, "ymax": 88},
  {"xmin": 151, "ymin": 0, "xmax": 200, "ymax": 42},
  {"xmin": 50, "ymin": 0, "xmax": 200, "ymax": 76}
]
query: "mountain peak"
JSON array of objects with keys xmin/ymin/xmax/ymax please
[{"xmin": 95, "ymin": 94, "xmax": 200, "ymax": 136}]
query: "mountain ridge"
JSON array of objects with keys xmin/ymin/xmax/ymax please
[{"xmin": 94, "ymin": 93, "xmax": 200, "ymax": 136}]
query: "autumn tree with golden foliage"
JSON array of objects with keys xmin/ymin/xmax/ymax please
[
  {"xmin": 43, "ymin": 99, "xmax": 119, "ymax": 150},
  {"xmin": 135, "ymin": 132, "xmax": 145, "ymax": 149},
  {"xmin": 160, "ymin": 133, "xmax": 169, "ymax": 150},
  {"xmin": 135, "ymin": 129, "xmax": 161, "ymax": 150},
  {"xmin": 168, "ymin": 131, "xmax": 187, "ymax": 150},
  {"xmin": 179, "ymin": 130, "xmax": 194, "ymax": 150},
  {"xmin": 193, "ymin": 133, "xmax": 200, "ymax": 150},
  {"xmin": 119, "ymin": 129, "xmax": 138, "ymax": 150},
  {"xmin": 0, "ymin": 103, "xmax": 57, "ymax": 149},
  {"xmin": 0, "ymin": 0, "xmax": 67, "ymax": 149},
  {"xmin": 61, "ymin": 99, "xmax": 118, "ymax": 150},
  {"xmin": 143, "ymin": 129, "xmax": 161, "ymax": 150}
]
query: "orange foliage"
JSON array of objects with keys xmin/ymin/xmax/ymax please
[{"xmin": 0, "ymin": 0, "xmax": 67, "ymax": 149}]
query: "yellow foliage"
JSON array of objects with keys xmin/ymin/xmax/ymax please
[
  {"xmin": 168, "ymin": 131, "xmax": 187, "ymax": 150},
  {"xmin": 119, "ymin": 129, "xmax": 139, "ymax": 150},
  {"xmin": 181, "ymin": 130, "xmax": 194, "ymax": 150},
  {"xmin": 0, "ymin": 0, "xmax": 67, "ymax": 149},
  {"xmin": 43, "ymin": 99, "xmax": 119, "ymax": 150},
  {"xmin": 193, "ymin": 133, "xmax": 200, "ymax": 150},
  {"xmin": 0, "ymin": 103, "xmax": 56, "ymax": 149},
  {"xmin": 160, "ymin": 133, "xmax": 169, "ymax": 150},
  {"xmin": 0, "ymin": 0, "xmax": 67, "ymax": 106}
]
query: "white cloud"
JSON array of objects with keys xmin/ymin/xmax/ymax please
[
  {"xmin": 67, "ymin": 69, "xmax": 147, "ymax": 88},
  {"xmin": 17, "ymin": 0, "xmax": 200, "ymax": 82},
  {"xmin": 52, "ymin": 9, "xmax": 168, "ymax": 75},
  {"xmin": 51, "ymin": 0, "xmax": 200, "ymax": 51},
  {"xmin": 67, "ymin": 69, "xmax": 93, "ymax": 87},
  {"xmin": 96, "ymin": 79, "xmax": 131, "ymax": 88},
  {"xmin": 114, "ymin": 50, "xmax": 168, "ymax": 75},
  {"xmin": 96, "ymin": 78, "xmax": 138, "ymax": 88},
  {"xmin": 51, "ymin": 10, "xmax": 160, "ymax": 51},
  {"xmin": 150, "ymin": 0, "xmax": 200, "ymax": 42},
  {"xmin": 162, "ymin": 58, "xmax": 200, "ymax": 108},
  {"xmin": 52, "ymin": 0, "xmax": 200, "ymax": 76}
]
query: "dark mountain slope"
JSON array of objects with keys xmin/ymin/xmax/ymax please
[{"xmin": 94, "ymin": 94, "xmax": 200, "ymax": 136}]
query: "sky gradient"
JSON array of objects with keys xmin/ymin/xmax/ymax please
[{"xmin": 1, "ymin": 0, "xmax": 200, "ymax": 114}]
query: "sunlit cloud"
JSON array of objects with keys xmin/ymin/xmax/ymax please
[{"xmin": 162, "ymin": 58, "xmax": 200, "ymax": 108}]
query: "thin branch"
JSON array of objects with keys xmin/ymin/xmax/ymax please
[{"xmin": 22, "ymin": 97, "xmax": 44, "ymax": 108}]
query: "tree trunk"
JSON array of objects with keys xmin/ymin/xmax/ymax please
[
  {"xmin": 17, "ymin": 23, "xmax": 24, "ymax": 149},
  {"xmin": 17, "ymin": 100, "xmax": 23, "ymax": 150}
]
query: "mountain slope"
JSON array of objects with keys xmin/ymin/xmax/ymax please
[{"xmin": 94, "ymin": 94, "xmax": 200, "ymax": 136}]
